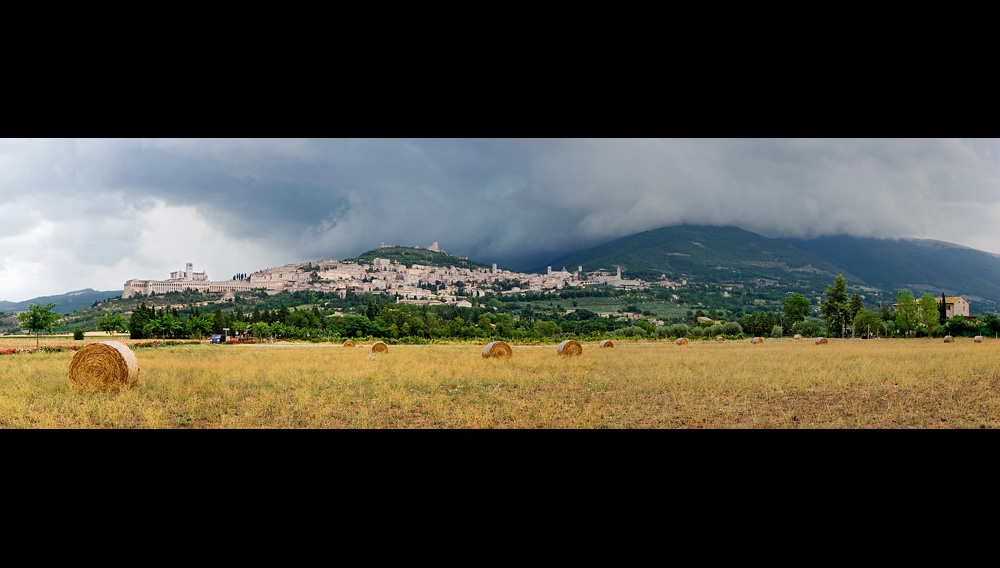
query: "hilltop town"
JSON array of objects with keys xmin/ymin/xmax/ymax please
[{"xmin": 122, "ymin": 243, "xmax": 685, "ymax": 306}]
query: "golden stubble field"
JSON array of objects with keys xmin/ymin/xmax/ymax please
[{"xmin": 3, "ymin": 336, "xmax": 1000, "ymax": 428}]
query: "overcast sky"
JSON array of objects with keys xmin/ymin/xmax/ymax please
[{"xmin": 3, "ymin": 138, "xmax": 1000, "ymax": 302}]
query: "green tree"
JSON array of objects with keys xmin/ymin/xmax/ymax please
[
  {"xmin": 918, "ymin": 293, "xmax": 939, "ymax": 333},
  {"xmin": 667, "ymin": 323, "xmax": 689, "ymax": 338},
  {"xmin": 249, "ymin": 322, "xmax": 269, "ymax": 342},
  {"xmin": 894, "ymin": 290, "xmax": 919, "ymax": 337},
  {"xmin": 187, "ymin": 312, "xmax": 214, "ymax": 338},
  {"xmin": 721, "ymin": 321, "xmax": 743, "ymax": 337},
  {"xmin": 792, "ymin": 319, "xmax": 822, "ymax": 338},
  {"xmin": 277, "ymin": 304, "xmax": 291, "ymax": 323},
  {"xmin": 213, "ymin": 309, "xmax": 226, "ymax": 334},
  {"xmin": 821, "ymin": 275, "xmax": 849, "ymax": 337},
  {"xmin": 144, "ymin": 317, "xmax": 163, "ymax": 339},
  {"xmin": 782, "ymin": 293, "xmax": 810, "ymax": 324},
  {"xmin": 232, "ymin": 320, "xmax": 249, "ymax": 338},
  {"xmin": 939, "ymin": 292, "xmax": 947, "ymax": 325},
  {"xmin": 879, "ymin": 304, "xmax": 894, "ymax": 322},
  {"xmin": 982, "ymin": 313, "xmax": 1000, "ymax": 338},
  {"xmin": 944, "ymin": 315, "xmax": 976, "ymax": 337},
  {"xmin": 16, "ymin": 303, "xmax": 61, "ymax": 348},
  {"xmin": 99, "ymin": 311, "xmax": 128, "ymax": 337},
  {"xmin": 532, "ymin": 320, "xmax": 561, "ymax": 337},
  {"xmin": 853, "ymin": 308, "xmax": 884, "ymax": 338},
  {"xmin": 847, "ymin": 294, "xmax": 863, "ymax": 327},
  {"xmin": 129, "ymin": 302, "xmax": 155, "ymax": 339},
  {"xmin": 157, "ymin": 312, "xmax": 183, "ymax": 339}
]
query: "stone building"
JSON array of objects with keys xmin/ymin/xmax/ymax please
[
  {"xmin": 123, "ymin": 263, "xmax": 254, "ymax": 298},
  {"xmin": 937, "ymin": 296, "xmax": 971, "ymax": 318}
]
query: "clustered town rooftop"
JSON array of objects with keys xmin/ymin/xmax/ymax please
[{"xmin": 123, "ymin": 243, "xmax": 684, "ymax": 306}]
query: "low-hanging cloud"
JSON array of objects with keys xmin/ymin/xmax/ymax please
[{"xmin": 2, "ymin": 137, "xmax": 1000, "ymax": 301}]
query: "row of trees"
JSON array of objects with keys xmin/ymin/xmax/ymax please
[
  {"xmin": 736, "ymin": 292, "xmax": 815, "ymax": 337},
  {"xmin": 819, "ymin": 274, "xmax": 1000, "ymax": 338},
  {"xmin": 118, "ymin": 299, "xmax": 648, "ymax": 342}
]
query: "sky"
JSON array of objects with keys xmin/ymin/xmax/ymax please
[{"xmin": 3, "ymin": 138, "xmax": 1000, "ymax": 302}]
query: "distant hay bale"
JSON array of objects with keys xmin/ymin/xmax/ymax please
[
  {"xmin": 68, "ymin": 340, "xmax": 139, "ymax": 391},
  {"xmin": 715, "ymin": 336, "xmax": 725, "ymax": 342},
  {"xmin": 751, "ymin": 337, "xmax": 764, "ymax": 344},
  {"xmin": 343, "ymin": 340, "xmax": 355, "ymax": 348},
  {"xmin": 794, "ymin": 334, "xmax": 803, "ymax": 340},
  {"xmin": 482, "ymin": 341, "xmax": 513, "ymax": 359},
  {"xmin": 943, "ymin": 335, "xmax": 954, "ymax": 343},
  {"xmin": 557, "ymin": 339, "xmax": 583, "ymax": 356},
  {"xmin": 599, "ymin": 339, "xmax": 614, "ymax": 348},
  {"xmin": 815, "ymin": 337, "xmax": 828, "ymax": 344},
  {"xmin": 675, "ymin": 337, "xmax": 688, "ymax": 345},
  {"xmin": 371, "ymin": 341, "xmax": 389, "ymax": 353},
  {"xmin": 975, "ymin": 335, "xmax": 984, "ymax": 343}
]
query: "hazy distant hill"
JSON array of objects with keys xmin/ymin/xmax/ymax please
[
  {"xmin": 545, "ymin": 225, "xmax": 857, "ymax": 293},
  {"xmin": 345, "ymin": 245, "xmax": 490, "ymax": 269},
  {"xmin": 0, "ymin": 289, "xmax": 122, "ymax": 315}
]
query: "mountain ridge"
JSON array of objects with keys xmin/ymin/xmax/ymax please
[
  {"xmin": 539, "ymin": 225, "xmax": 1000, "ymax": 313},
  {"xmin": 0, "ymin": 289, "xmax": 122, "ymax": 315}
]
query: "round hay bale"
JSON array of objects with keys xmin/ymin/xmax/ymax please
[
  {"xmin": 675, "ymin": 337, "xmax": 688, "ymax": 345},
  {"xmin": 751, "ymin": 337, "xmax": 764, "ymax": 344},
  {"xmin": 599, "ymin": 339, "xmax": 614, "ymax": 348},
  {"xmin": 794, "ymin": 334, "xmax": 803, "ymax": 340},
  {"xmin": 975, "ymin": 335, "xmax": 984, "ymax": 343},
  {"xmin": 815, "ymin": 337, "xmax": 828, "ymax": 344},
  {"xmin": 943, "ymin": 335, "xmax": 954, "ymax": 343},
  {"xmin": 715, "ymin": 336, "xmax": 725, "ymax": 342},
  {"xmin": 68, "ymin": 340, "xmax": 139, "ymax": 391},
  {"xmin": 371, "ymin": 341, "xmax": 389, "ymax": 353},
  {"xmin": 557, "ymin": 339, "xmax": 583, "ymax": 356},
  {"xmin": 482, "ymin": 341, "xmax": 513, "ymax": 359},
  {"xmin": 343, "ymin": 340, "xmax": 355, "ymax": 348}
]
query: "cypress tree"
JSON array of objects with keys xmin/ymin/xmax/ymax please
[{"xmin": 213, "ymin": 309, "xmax": 226, "ymax": 334}]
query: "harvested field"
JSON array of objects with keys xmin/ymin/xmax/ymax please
[
  {"xmin": 3, "ymin": 338, "xmax": 1000, "ymax": 428},
  {"xmin": 0, "ymin": 335, "xmax": 137, "ymax": 350}
]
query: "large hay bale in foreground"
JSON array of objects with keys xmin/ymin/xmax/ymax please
[
  {"xmin": 371, "ymin": 341, "xmax": 388, "ymax": 353},
  {"xmin": 343, "ymin": 340, "xmax": 355, "ymax": 348},
  {"xmin": 482, "ymin": 341, "xmax": 513, "ymax": 359},
  {"xmin": 943, "ymin": 335, "xmax": 954, "ymax": 343},
  {"xmin": 675, "ymin": 337, "xmax": 688, "ymax": 345},
  {"xmin": 794, "ymin": 334, "xmax": 803, "ymax": 340},
  {"xmin": 715, "ymin": 336, "xmax": 725, "ymax": 342},
  {"xmin": 815, "ymin": 337, "xmax": 828, "ymax": 344},
  {"xmin": 975, "ymin": 335, "xmax": 984, "ymax": 343},
  {"xmin": 599, "ymin": 339, "xmax": 614, "ymax": 348},
  {"xmin": 557, "ymin": 339, "xmax": 583, "ymax": 356},
  {"xmin": 68, "ymin": 340, "xmax": 139, "ymax": 391},
  {"xmin": 751, "ymin": 337, "xmax": 764, "ymax": 344}
]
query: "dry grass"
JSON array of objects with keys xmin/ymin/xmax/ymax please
[
  {"xmin": 1, "ymin": 334, "xmax": 148, "ymax": 350},
  {"xmin": 3, "ymin": 337, "xmax": 1000, "ymax": 428}
]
